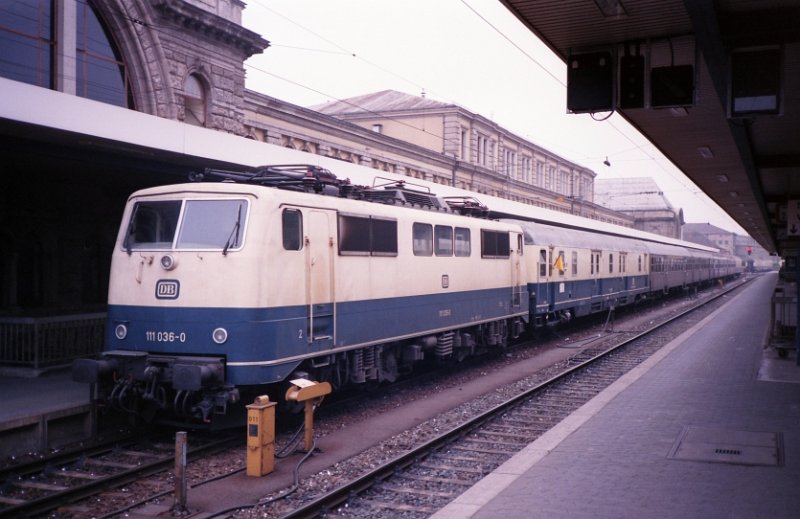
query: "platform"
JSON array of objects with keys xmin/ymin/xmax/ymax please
[
  {"xmin": 433, "ymin": 272, "xmax": 800, "ymax": 519},
  {"xmin": 0, "ymin": 367, "xmax": 92, "ymax": 459}
]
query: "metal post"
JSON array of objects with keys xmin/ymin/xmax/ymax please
[
  {"xmin": 304, "ymin": 400, "xmax": 315, "ymax": 452},
  {"xmin": 795, "ymin": 256, "xmax": 800, "ymax": 366},
  {"xmin": 173, "ymin": 431, "xmax": 188, "ymax": 513}
]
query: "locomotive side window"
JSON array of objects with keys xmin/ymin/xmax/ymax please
[
  {"xmin": 125, "ymin": 200, "xmax": 181, "ymax": 250},
  {"xmin": 481, "ymin": 230, "xmax": 510, "ymax": 258},
  {"xmin": 339, "ymin": 214, "xmax": 397, "ymax": 256},
  {"xmin": 454, "ymin": 227, "xmax": 471, "ymax": 257},
  {"xmin": 282, "ymin": 209, "xmax": 303, "ymax": 251},
  {"xmin": 371, "ymin": 217, "xmax": 398, "ymax": 256},
  {"xmin": 177, "ymin": 200, "xmax": 247, "ymax": 250},
  {"xmin": 435, "ymin": 225, "xmax": 453, "ymax": 256},
  {"xmin": 413, "ymin": 223, "xmax": 433, "ymax": 256},
  {"xmin": 339, "ymin": 215, "xmax": 371, "ymax": 255}
]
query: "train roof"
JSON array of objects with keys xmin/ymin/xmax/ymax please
[
  {"xmin": 508, "ymin": 219, "xmax": 720, "ymax": 257},
  {"xmin": 108, "ymin": 127, "xmax": 719, "ymax": 255}
]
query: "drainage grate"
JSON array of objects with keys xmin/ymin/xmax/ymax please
[
  {"xmin": 668, "ymin": 425, "xmax": 783, "ymax": 466},
  {"xmin": 714, "ymin": 448, "xmax": 741, "ymax": 456}
]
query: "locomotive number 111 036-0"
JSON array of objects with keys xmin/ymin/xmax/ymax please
[{"xmin": 145, "ymin": 331, "xmax": 187, "ymax": 343}]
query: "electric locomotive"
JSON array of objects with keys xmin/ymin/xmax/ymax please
[{"xmin": 73, "ymin": 165, "xmax": 529, "ymax": 425}]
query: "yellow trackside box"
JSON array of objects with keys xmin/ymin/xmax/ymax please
[{"xmin": 246, "ymin": 395, "xmax": 277, "ymax": 477}]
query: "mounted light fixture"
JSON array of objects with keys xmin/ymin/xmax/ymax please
[
  {"xmin": 603, "ymin": 157, "xmax": 611, "ymax": 167},
  {"xmin": 594, "ymin": 0, "xmax": 628, "ymax": 18},
  {"xmin": 697, "ymin": 146, "xmax": 714, "ymax": 159}
]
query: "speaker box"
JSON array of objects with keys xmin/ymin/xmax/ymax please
[
  {"xmin": 567, "ymin": 51, "xmax": 614, "ymax": 113},
  {"xmin": 651, "ymin": 65, "xmax": 694, "ymax": 107}
]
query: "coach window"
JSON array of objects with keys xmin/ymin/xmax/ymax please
[
  {"xmin": 591, "ymin": 251, "xmax": 600, "ymax": 275},
  {"xmin": 282, "ymin": 209, "xmax": 303, "ymax": 250},
  {"xmin": 620, "ymin": 253, "xmax": 626, "ymax": 273},
  {"xmin": 454, "ymin": 227, "xmax": 471, "ymax": 257},
  {"xmin": 435, "ymin": 225, "xmax": 453, "ymax": 256},
  {"xmin": 556, "ymin": 251, "xmax": 566, "ymax": 276},
  {"xmin": 539, "ymin": 249, "xmax": 547, "ymax": 276},
  {"xmin": 609, "ymin": 253, "xmax": 614, "ymax": 274},
  {"xmin": 481, "ymin": 230, "xmax": 510, "ymax": 258},
  {"xmin": 638, "ymin": 255, "xmax": 642, "ymax": 272},
  {"xmin": 572, "ymin": 251, "xmax": 578, "ymax": 275},
  {"xmin": 413, "ymin": 223, "xmax": 433, "ymax": 256}
]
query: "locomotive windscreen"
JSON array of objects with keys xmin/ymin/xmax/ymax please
[{"xmin": 124, "ymin": 198, "xmax": 248, "ymax": 251}]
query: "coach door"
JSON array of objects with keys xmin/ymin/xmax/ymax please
[
  {"xmin": 511, "ymin": 232, "xmax": 523, "ymax": 308},
  {"xmin": 306, "ymin": 210, "xmax": 335, "ymax": 347}
]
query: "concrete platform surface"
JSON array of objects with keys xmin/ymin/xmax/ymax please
[{"xmin": 433, "ymin": 273, "xmax": 800, "ymax": 519}]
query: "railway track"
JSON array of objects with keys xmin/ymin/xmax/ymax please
[
  {"xmin": 0, "ymin": 430, "xmax": 239, "ymax": 518},
  {"xmin": 0, "ymin": 280, "xmax": 747, "ymax": 518},
  {"xmin": 268, "ymin": 280, "xmax": 746, "ymax": 519}
]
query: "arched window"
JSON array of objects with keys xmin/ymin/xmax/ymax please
[
  {"xmin": 184, "ymin": 74, "xmax": 207, "ymax": 126},
  {"xmin": 0, "ymin": 0, "xmax": 54, "ymax": 87},
  {"xmin": 0, "ymin": 0, "xmax": 133, "ymax": 108},
  {"xmin": 76, "ymin": 1, "xmax": 132, "ymax": 107}
]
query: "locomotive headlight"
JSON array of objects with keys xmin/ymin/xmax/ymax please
[
  {"xmin": 212, "ymin": 327, "xmax": 228, "ymax": 345},
  {"xmin": 160, "ymin": 254, "xmax": 177, "ymax": 271},
  {"xmin": 114, "ymin": 323, "xmax": 128, "ymax": 340}
]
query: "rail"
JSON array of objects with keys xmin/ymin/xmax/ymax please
[{"xmin": 0, "ymin": 313, "xmax": 106, "ymax": 369}]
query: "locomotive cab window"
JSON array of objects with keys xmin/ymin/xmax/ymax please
[
  {"xmin": 124, "ymin": 200, "xmax": 181, "ymax": 250},
  {"xmin": 481, "ymin": 230, "xmax": 510, "ymax": 258},
  {"xmin": 282, "ymin": 208, "xmax": 303, "ymax": 250},
  {"xmin": 177, "ymin": 200, "xmax": 247, "ymax": 250},
  {"xmin": 124, "ymin": 199, "xmax": 248, "ymax": 251}
]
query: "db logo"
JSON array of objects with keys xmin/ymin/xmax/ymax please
[{"xmin": 155, "ymin": 280, "xmax": 180, "ymax": 300}]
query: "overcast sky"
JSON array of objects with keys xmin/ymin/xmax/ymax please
[{"xmin": 241, "ymin": 0, "xmax": 746, "ymax": 234}]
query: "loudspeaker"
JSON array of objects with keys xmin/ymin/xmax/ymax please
[
  {"xmin": 651, "ymin": 65, "xmax": 694, "ymax": 107},
  {"xmin": 567, "ymin": 51, "xmax": 614, "ymax": 113},
  {"xmin": 619, "ymin": 55, "xmax": 645, "ymax": 109}
]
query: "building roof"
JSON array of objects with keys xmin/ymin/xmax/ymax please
[
  {"xmin": 683, "ymin": 222, "xmax": 733, "ymax": 235},
  {"xmin": 594, "ymin": 177, "xmax": 674, "ymax": 212},
  {"xmin": 311, "ymin": 90, "xmax": 455, "ymax": 115}
]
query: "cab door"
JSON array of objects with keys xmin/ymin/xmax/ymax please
[{"xmin": 306, "ymin": 210, "xmax": 335, "ymax": 347}]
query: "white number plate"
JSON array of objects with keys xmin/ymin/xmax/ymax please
[{"xmin": 145, "ymin": 331, "xmax": 187, "ymax": 343}]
